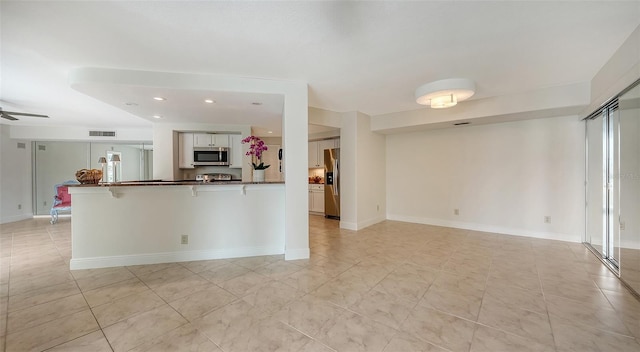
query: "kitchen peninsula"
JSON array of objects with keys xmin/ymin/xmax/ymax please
[{"xmin": 68, "ymin": 181, "xmax": 285, "ymax": 270}]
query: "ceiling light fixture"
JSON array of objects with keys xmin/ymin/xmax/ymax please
[
  {"xmin": 153, "ymin": 97, "xmax": 166, "ymax": 101},
  {"xmin": 152, "ymin": 115, "xmax": 162, "ymax": 119},
  {"xmin": 204, "ymin": 99, "xmax": 215, "ymax": 104},
  {"xmin": 415, "ymin": 78, "xmax": 475, "ymax": 109}
]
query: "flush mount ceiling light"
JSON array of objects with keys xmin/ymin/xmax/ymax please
[
  {"xmin": 204, "ymin": 99, "xmax": 215, "ymax": 104},
  {"xmin": 153, "ymin": 97, "xmax": 166, "ymax": 101},
  {"xmin": 415, "ymin": 78, "xmax": 475, "ymax": 109},
  {"xmin": 152, "ymin": 115, "xmax": 162, "ymax": 119}
]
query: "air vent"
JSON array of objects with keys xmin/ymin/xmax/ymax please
[
  {"xmin": 89, "ymin": 130, "xmax": 116, "ymax": 137},
  {"xmin": 453, "ymin": 122, "xmax": 470, "ymax": 126},
  {"xmin": 38, "ymin": 145, "xmax": 46, "ymax": 151},
  {"xmin": 17, "ymin": 142, "xmax": 26, "ymax": 149}
]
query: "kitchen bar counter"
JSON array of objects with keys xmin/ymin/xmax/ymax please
[
  {"xmin": 68, "ymin": 182, "xmax": 285, "ymax": 270},
  {"xmin": 70, "ymin": 180, "xmax": 284, "ymax": 187}
]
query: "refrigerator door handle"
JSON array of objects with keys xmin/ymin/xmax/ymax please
[{"xmin": 334, "ymin": 158, "xmax": 339, "ymax": 196}]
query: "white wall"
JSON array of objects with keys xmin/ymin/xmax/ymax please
[
  {"xmin": 9, "ymin": 125, "xmax": 152, "ymax": 142},
  {"xmin": 339, "ymin": 112, "xmax": 386, "ymax": 230},
  {"xmin": 0, "ymin": 125, "xmax": 33, "ymax": 223},
  {"xmin": 69, "ymin": 184, "xmax": 285, "ymax": 269},
  {"xmin": 355, "ymin": 112, "xmax": 386, "ymax": 229},
  {"xmin": 386, "ymin": 115, "xmax": 585, "ymax": 242},
  {"xmin": 340, "ymin": 112, "xmax": 357, "ymax": 229},
  {"xmin": 309, "ymin": 107, "xmax": 341, "ymax": 128}
]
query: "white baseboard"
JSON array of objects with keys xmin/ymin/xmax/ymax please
[
  {"xmin": 386, "ymin": 214, "xmax": 581, "ymax": 243},
  {"xmin": 285, "ymin": 247, "xmax": 310, "ymax": 260},
  {"xmin": 0, "ymin": 213, "xmax": 34, "ymax": 225},
  {"xmin": 340, "ymin": 216, "xmax": 386, "ymax": 231},
  {"xmin": 340, "ymin": 221, "xmax": 358, "ymax": 230},
  {"xmin": 357, "ymin": 216, "xmax": 386, "ymax": 230},
  {"xmin": 70, "ymin": 246, "xmax": 284, "ymax": 270}
]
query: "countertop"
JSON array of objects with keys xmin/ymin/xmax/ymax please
[{"xmin": 70, "ymin": 180, "xmax": 285, "ymax": 187}]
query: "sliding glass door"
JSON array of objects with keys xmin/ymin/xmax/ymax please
[
  {"xmin": 586, "ymin": 108, "xmax": 619, "ymax": 267},
  {"xmin": 586, "ymin": 79, "xmax": 640, "ymax": 282}
]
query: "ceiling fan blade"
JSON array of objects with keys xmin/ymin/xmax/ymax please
[
  {"xmin": 3, "ymin": 111, "xmax": 49, "ymax": 118},
  {"xmin": 1, "ymin": 112, "xmax": 19, "ymax": 121}
]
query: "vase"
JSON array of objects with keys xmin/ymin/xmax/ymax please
[{"xmin": 253, "ymin": 169, "xmax": 265, "ymax": 182}]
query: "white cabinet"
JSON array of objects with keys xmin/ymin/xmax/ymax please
[
  {"xmin": 178, "ymin": 133, "xmax": 195, "ymax": 169},
  {"xmin": 309, "ymin": 184, "xmax": 325, "ymax": 213},
  {"xmin": 309, "ymin": 139, "xmax": 338, "ymax": 168},
  {"xmin": 308, "ymin": 141, "xmax": 320, "ymax": 168},
  {"xmin": 229, "ymin": 134, "xmax": 244, "ymax": 169},
  {"xmin": 193, "ymin": 133, "xmax": 229, "ymax": 148}
]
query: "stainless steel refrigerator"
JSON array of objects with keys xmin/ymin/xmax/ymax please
[{"xmin": 324, "ymin": 148, "xmax": 340, "ymax": 219}]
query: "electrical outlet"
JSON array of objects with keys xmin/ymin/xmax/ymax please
[
  {"xmin": 544, "ymin": 216, "xmax": 551, "ymax": 224},
  {"xmin": 454, "ymin": 209, "xmax": 459, "ymax": 215},
  {"xmin": 181, "ymin": 235, "xmax": 188, "ymax": 245},
  {"xmin": 17, "ymin": 204, "xmax": 22, "ymax": 210},
  {"xmin": 620, "ymin": 222, "xmax": 626, "ymax": 230}
]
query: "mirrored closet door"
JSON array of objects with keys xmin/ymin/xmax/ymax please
[
  {"xmin": 617, "ymin": 82, "xmax": 640, "ymax": 294},
  {"xmin": 585, "ymin": 78, "xmax": 640, "ymax": 295}
]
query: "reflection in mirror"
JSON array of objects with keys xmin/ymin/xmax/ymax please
[
  {"xmin": 586, "ymin": 116, "xmax": 605, "ymax": 255},
  {"xmin": 33, "ymin": 141, "xmax": 153, "ymax": 215},
  {"xmin": 618, "ymin": 82, "xmax": 640, "ymax": 294}
]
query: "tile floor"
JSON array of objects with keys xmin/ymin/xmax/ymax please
[{"xmin": 0, "ymin": 215, "xmax": 639, "ymax": 351}]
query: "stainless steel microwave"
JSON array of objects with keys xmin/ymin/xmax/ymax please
[{"xmin": 193, "ymin": 147, "xmax": 229, "ymax": 166}]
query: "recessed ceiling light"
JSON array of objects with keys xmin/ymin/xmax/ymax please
[
  {"xmin": 267, "ymin": 131, "xmax": 273, "ymax": 134},
  {"xmin": 152, "ymin": 115, "xmax": 162, "ymax": 119},
  {"xmin": 204, "ymin": 99, "xmax": 215, "ymax": 104},
  {"xmin": 251, "ymin": 102, "xmax": 262, "ymax": 106},
  {"xmin": 124, "ymin": 102, "xmax": 138, "ymax": 106},
  {"xmin": 153, "ymin": 97, "xmax": 166, "ymax": 101}
]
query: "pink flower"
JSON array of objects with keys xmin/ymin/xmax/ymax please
[{"xmin": 241, "ymin": 135, "xmax": 270, "ymax": 169}]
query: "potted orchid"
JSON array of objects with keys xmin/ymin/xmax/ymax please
[{"xmin": 241, "ymin": 136, "xmax": 270, "ymax": 182}]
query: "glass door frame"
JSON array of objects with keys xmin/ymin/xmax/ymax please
[{"xmin": 585, "ymin": 103, "xmax": 620, "ymax": 271}]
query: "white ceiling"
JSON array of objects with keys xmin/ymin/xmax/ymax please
[{"xmin": 1, "ymin": 1, "xmax": 639, "ymax": 134}]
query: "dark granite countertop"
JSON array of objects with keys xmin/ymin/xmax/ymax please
[{"xmin": 69, "ymin": 180, "xmax": 285, "ymax": 187}]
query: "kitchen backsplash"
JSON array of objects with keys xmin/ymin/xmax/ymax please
[
  {"xmin": 182, "ymin": 166, "xmax": 242, "ymax": 180},
  {"xmin": 308, "ymin": 168, "xmax": 324, "ymax": 183}
]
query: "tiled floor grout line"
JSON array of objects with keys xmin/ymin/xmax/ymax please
[
  {"xmin": 535, "ymin": 253, "xmax": 559, "ymax": 352},
  {"xmin": 0, "ymin": 233, "xmax": 14, "ymax": 352}
]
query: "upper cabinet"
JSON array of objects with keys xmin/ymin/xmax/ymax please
[
  {"xmin": 308, "ymin": 138, "xmax": 339, "ymax": 168},
  {"xmin": 229, "ymin": 134, "xmax": 243, "ymax": 169},
  {"xmin": 193, "ymin": 133, "xmax": 229, "ymax": 148},
  {"xmin": 308, "ymin": 141, "xmax": 320, "ymax": 168},
  {"xmin": 179, "ymin": 133, "xmax": 195, "ymax": 169}
]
